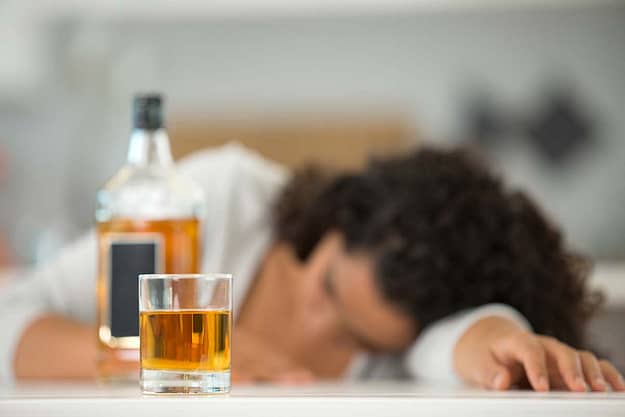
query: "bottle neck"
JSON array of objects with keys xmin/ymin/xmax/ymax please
[{"xmin": 126, "ymin": 128, "xmax": 174, "ymax": 167}]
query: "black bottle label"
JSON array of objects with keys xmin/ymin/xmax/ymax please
[{"xmin": 107, "ymin": 235, "xmax": 163, "ymax": 338}]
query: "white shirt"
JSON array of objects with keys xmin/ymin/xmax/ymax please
[{"xmin": 0, "ymin": 143, "xmax": 530, "ymax": 383}]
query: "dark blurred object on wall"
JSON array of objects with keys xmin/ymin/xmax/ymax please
[
  {"xmin": 464, "ymin": 93, "xmax": 509, "ymax": 147},
  {"xmin": 525, "ymin": 84, "xmax": 595, "ymax": 164},
  {"xmin": 464, "ymin": 79, "xmax": 597, "ymax": 165}
]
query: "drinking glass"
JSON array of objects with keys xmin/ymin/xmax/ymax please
[{"xmin": 139, "ymin": 273, "xmax": 232, "ymax": 394}]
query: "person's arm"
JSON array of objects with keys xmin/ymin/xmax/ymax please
[
  {"xmin": 404, "ymin": 303, "xmax": 625, "ymax": 392},
  {"xmin": 0, "ymin": 231, "xmax": 97, "ymax": 382},
  {"xmin": 6, "ymin": 144, "xmax": 286, "ymax": 382},
  {"xmin": 454, "ymin": 315, "xmax": 625, "ymax": 392},
  {"xmin": 405, "ymin": 303, "xmax": 530, "ymax": 385},
  {"xmin": 14, "ymin": 315, "xmax": 96, "ymax": 379}
]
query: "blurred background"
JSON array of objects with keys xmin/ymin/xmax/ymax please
[{"xmin": 0, "ymin": 0, "xmax": 624, "ymax": 365}]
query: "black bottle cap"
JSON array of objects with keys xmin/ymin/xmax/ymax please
[{"xmin": 133, "ymin": 94, "xmax": 164, "ymax": 130}]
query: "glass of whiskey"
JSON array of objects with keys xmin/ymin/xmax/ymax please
[{"xmin": 139, "ymin": 273, "xmax": 232, "ymax": 394}]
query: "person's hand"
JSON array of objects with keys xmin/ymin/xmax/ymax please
[
  {"xmin": 454, "ymin": 316, "xmax": 625, "ymax": 392},
  {"xmin": 232, "ymin": 329, "xmax": 314, "ymax": 385}
]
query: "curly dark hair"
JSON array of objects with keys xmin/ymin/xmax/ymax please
[{"xmin": 273, "ymin": 146, "xmax": 601, "ymax": 348}]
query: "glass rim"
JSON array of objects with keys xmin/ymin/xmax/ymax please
[{"xmin": 139, "ymin": 273, "xmax": 232, "ymax": 281}]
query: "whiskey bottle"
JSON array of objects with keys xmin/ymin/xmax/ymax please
[{"xmin": 95, "ymin": 94, "xmax": 204, "ymax": 381}]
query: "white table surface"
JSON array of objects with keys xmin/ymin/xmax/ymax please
[{"xmin": 1, "ymin": 382, "xmax": 624, "ymax": 417}]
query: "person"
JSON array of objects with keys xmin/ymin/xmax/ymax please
[{"xmin": 1, "ymin": 143, "xmax": 622, "ymax": 392}]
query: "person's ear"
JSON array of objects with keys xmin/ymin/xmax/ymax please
[{"xmin": 303, "ymin": 230, "xmax": 343, "ymax": 284}]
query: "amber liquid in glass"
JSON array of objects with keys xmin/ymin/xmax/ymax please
[
  {"xmin": 140, "ymin": 310, "xmax": 231, "ymax": 372},
  {"xmin": 96, "ymin": 218, "xmax": 200, "ymax": 380}
]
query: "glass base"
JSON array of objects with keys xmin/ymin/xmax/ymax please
[{"xmin": 141, "ymin": 369, "xmax": 231, "ymax": 395}]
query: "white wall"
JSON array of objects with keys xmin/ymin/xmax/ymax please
[{"xmin": 1, "ymin": 5, "xmax": 624, "ymax": 263}]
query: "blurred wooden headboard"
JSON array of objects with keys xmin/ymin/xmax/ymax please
[{"xmin": 169, "ymin": 112, "xmax": 417, "ymax": 169}]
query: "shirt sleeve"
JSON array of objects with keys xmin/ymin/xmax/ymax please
[
  {"xmin": 404, "ymin": 303, "xmax": 532, "ymax": 385},
  {"xmin": 0, "ymin": 230, "xmax": 97, "ymax": 383}
]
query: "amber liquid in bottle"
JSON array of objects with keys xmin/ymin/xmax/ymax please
[
  {"xmin": 97, "ymin": 218, "xmax": 200, "ymax": 380},
  {"xmin": 140, "ymin": 310, "xmax": 231, "ymax": 373}
]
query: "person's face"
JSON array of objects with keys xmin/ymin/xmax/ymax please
[{"xmin": 300, "ymin": 232, "xmax": 417, "ymax": 353}]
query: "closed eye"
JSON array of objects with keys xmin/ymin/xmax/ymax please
[{"xmin": 323, "ymin": 269, "xmax": 335, "ymax": 298}]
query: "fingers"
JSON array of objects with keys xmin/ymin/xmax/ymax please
[
  {"xmin": 232, "ymin": 330, "xmax": 315, "ymax": 385},
  {"xmin": 233, "ymin": 357, "xmax": 314, "ymax": 385},
  {"xmin": 275, "ymin": 369, "xmax": 315, "ymax": 385},
  {"xmin": 471, "ymin": 351, "xmax": 513, "ymax": 390},
  {"xmin": 495, "ymin": 332, "xmax": 550, "ymax": 392},
  {"xmin": 480, "ymin": 328, "xmax": 624, "ymax": 393},
  {"xmin": 235, "ymin": 368, "xmax": 314, "ymax": 385},
  {"xmin": 579, "ymin": 351, "xmax": 607, "ymax": 392},
  {"xmin": 231, "ymin": 370, "xmax": 254, "ymax": 385},
  {"xmin": 252, "ymin": 365, "xmax": 314, "ymax": 385},
  {"xmin": 540, "ymin": 337, "xmax": 587, "ymax": 392},
  {"xmin": 599, "ymin": 359, "xmax": 625, "ymax": 392}
]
